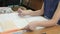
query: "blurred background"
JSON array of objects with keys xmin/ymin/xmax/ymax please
[{"xmin": 0, "ymin": 0, "xmax": 43, "ymax": 11}]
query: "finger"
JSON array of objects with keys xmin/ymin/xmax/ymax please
[
  {"xmin": 18, "ymin": 8, "xmax": 22, "ymax": 13},
  {"xmin": 29, "ymin": 26, "xmax": 35, "ymax": 31},
  {"xmin": 29, "ymin": 26, "xmax": 34, "ymax": 31},
  {"xmin": 21, "ymin": 13, "xmax": 26, "ymax": 16},
  {"xmin": 23, "ymin": 25, "xmax": 32, "ymax": 30},
  {"xmin": 18, "ymin": 13, "xmax": 22, "ymax": 16},
  {"xmin": 24, "ymin": 25, "xmax": 30, "ymax": 30},
  {"xmin": 21, "ymin": 25, "xmax": 33, "ymax": 32},
  {"xmin": 18, "ymin": 13, "xmax": 25, "ymax": 17}
]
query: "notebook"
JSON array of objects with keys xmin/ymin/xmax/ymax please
[{"xmin": 0, "ymin": 12, "xmax": 48, "ymax": 32}]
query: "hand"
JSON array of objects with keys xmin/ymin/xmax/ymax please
[
  {"xmin": 23, "ymin": 19, "xmax": 57, "ymax": 31},
  {"xmin": 23, "ymin": 21, "xmax": 39, "ymax": 31},
  {"xmin": 18, "ymin": 8, "xmax": 33, "ymax": 16}
]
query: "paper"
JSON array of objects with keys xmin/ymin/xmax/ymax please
[
  {"xmin": 0, "ymin": 7, "xmax": 13, "ymax": 14},
  {"xmin": 0, "ymin": 12, "xmax": 48, "ymax": 32}
]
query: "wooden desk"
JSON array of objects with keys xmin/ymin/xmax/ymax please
[
  {"xmin": 24, "ymin": 25, "xmax": 60, "ymax": 34},
  {"xmin": 0, "ymin": 25, "xmax": 60, "ymax": 34}
]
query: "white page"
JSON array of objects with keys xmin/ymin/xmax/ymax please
[
  {"xmin": 0, "ymin": 12, "xmax": 29, "ymax": 32},
  {"xmin": 0, "ymin": 7, "xmax": 13, "ymax": 14},
  {"xmin": 0, "ymin": 26, "xmax": 3, "ymax": 32},
  {"xmin": 0, "ymin": 12, "xmax": 48, "ymax": 32}
]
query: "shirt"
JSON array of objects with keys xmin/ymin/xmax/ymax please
[{"xmin": 44, "ymin": 0, "xmax": 60, "ymax": 25}]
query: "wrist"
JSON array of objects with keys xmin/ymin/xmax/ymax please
[{"xmin": 49, "ymin": 19, "xmax": 57, "ymax": 25}]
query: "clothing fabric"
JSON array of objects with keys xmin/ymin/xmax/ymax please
[{"xmin": 44, "ymin": 0, "xmax": 60, "ymax": 24}]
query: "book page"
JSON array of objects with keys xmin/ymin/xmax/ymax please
[{"xmin": 0, "ymin": 12, "xmax": 48, "ymax": 32}]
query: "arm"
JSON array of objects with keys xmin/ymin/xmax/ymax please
[
  {"xmin": 52, "ymin": 2, "xmax": 60, "ymax": 23},
  {"xmin": 30, "ymin": 3, "xmax": 44, "ymax": 16},
  {"xmin": 36, "ymin": 2, "xmax": 60, "ymax": 27},
  {"xmin": 23, "ymin": 2, "xmax": 60, "ymax": 30},
  {"xmin": 18, "ymin": 3, "xmax": 44, "ymax": 16}
]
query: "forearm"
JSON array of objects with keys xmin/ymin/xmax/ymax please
[
  {"xmin": 30, "ymin": 3, "xmax": 44, "ymax": 16},
  {"xmin": 35, "ymin": 19, "xmax": 56, "ymax": 27},
  {"xmin": 36, "ymin": 2, "xmax": 60, "ymax": 27},
  {"xmin": 52, "ymin": 2, "xmax": 60, "ymax": 23},
  {"xmin": 30, "ymin": 10, "xmax": 44, "ymax": 16}
]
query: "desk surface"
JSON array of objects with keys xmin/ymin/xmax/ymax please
[
  {"xmin": 24, "ymin": 25, "xmax": 60, "ymax": 34},
  {"xmin": 0, "ymin": 25, "xmax": 60, "ymax": 34}
]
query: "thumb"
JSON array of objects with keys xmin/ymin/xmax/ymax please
[
  {"xmin": 18, "ymin": 8, "xmax": 23, "ymax": 13},
  {"xmin": 29, "ymin": 26, "xmax": 35, "ymax": 31}
]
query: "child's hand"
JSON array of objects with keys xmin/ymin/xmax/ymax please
[
  {"xmin": 18, "ymin": 8, "xmax": 33, "ymax": 16},
  {"xmin": 23, "ymin": 21, "xmax": 39, "ymax": 31}
]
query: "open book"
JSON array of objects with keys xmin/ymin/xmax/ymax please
[{"xmin": 0, "ymin": 12, "xmax": 48, "ymax": 32}]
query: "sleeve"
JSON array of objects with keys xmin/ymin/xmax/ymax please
[{"xmin": 44, "ymin": 0, "xmax": 59, "ymax": 19}]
